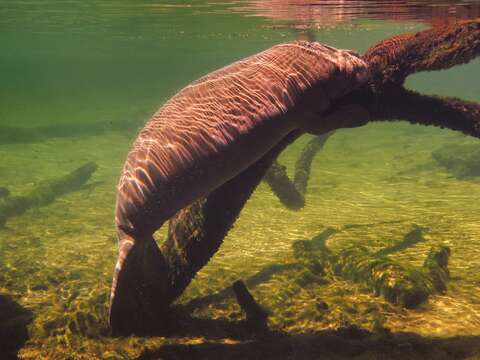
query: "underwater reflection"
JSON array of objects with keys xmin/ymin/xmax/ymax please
[{"xmin": 232, "ymin": 0, "xmax": 480, "ymax": 28}]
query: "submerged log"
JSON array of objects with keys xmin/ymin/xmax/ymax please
[
  {"xmin": 0, "ymin": 162, "xmax": 97, "ymax": 227},
  {"xmin": 263, "ymin": 132, "xmax": 333, "ymax": 210},
  {"xmin": 180, "ymin": 225, "xmax": 448, "ymax": 315},
  {"xmin": 293, "ymin": 132, "xmax": 333, "ymax": 195},
  {"xmin": 345, "ymin": 86, "xmax": 480, "ymax": 139},
  {"xmin": 263, "ymin": 161, "xmax": 304, "ymax": 210},
  {"xmin": 364, "ymin": 19, "xmax": 480, "ymax": 90},
  {"xmin": 232, "ymin": 280, "xmax": 269, "ymax": 331},
  {"xmin": 423, "ymin": 245, "xmax": 451, "ymax": 293}
]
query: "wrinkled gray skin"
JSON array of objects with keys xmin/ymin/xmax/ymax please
[{"xmin": 110, "ymin": 41, "xmax": 370, "ymax": 335}]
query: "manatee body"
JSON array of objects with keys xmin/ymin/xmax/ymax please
[{"xmin": 110, "ymin": 41, "xmax": 369, "ymax": 334}]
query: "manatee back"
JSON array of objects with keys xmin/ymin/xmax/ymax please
[
  {"xmin": 116, "ymin": 41, "xmax": 368, "ymax": 232},
  {"xmin": 126, "ymin": 41, "xmax": 368, "ymax": 181}
]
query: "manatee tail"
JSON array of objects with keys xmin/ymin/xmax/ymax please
[{"xmin": 109, "ymin": 230, "xmax": 170, "ymax": 336}]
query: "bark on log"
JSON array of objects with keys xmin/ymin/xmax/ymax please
[{"xmin": 364, "ymin": 19, "xmax": 480, "ymax": 90}]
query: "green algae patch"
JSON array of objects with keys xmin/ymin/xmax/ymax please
[
  {"xmin": 292, "ymin": 226, "xmax": 451, "ymax": 309},
  {"xmin": 334, "ymin": 245, "xmax": 450, "ymax": 308}
]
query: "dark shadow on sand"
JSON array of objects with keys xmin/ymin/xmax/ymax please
[
  {"xmin": 180, "ymin": 263, "xmax": 299, "ymax": 313},
  {"xmin": 0, "ymin": 118, "xmax": 144, "ymax": 145},
  {"xmin": 0, "ymin": 294, "xmax": 33, "ymax": 360},
  {"xmin": 136, "ymin": 315, "xmax": 480, "ymax": 360}
]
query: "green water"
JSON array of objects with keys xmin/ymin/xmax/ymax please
[{"xmin": 1, "ymin": 1, "xmax": 480, "ymax": 359}]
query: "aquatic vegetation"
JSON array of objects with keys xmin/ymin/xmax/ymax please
[
  {"xmin": 334, "ymin": 245, "xmax": 450, "ymax": 308},
  {"xmin": 291, "ymin": 226, "xmax": 450, "ymax": 308}
]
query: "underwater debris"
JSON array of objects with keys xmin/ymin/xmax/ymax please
[
  {"xmin": 293, "ymin": 132, "xmax": 333, "ymax": 195},
  {"xmin": 263, "ymin": 161, "xmax": 304, "ymax": 210},
  {"xmin": 292, "ymin": 227, "xmax": 451, "ymax": 309},
  {"xmin": 423, "ymin": 246, "xmax": 451, "ymax": 294},
  {"xmin": 432, "ymin": 143, "xmax": 480, "ymax": 179},
  {"xmin": 0, "ymin": 162, "xmax": 98, "ymax": 227},
  {"xmin": 232, "ymin": 280, "xmax": 269, "ymax": 331},
  {"xmin": 263, "ymin": 132, "xmax": 333, "ymax": 210},
  {"xmin": 363, "ymin": 19, "xmax": 480, "ymax": 90}
]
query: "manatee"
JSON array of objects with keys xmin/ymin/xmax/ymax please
[{"xmin": 110, "ymin": 41, "xmax": 370, "ymax": 334}]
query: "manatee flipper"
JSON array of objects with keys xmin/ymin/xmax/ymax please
[
  {"xmin": 301, "ymin": 104, "xmax": 370, "ymax": 135},
  {"xmin": 109, "ymin": 230, "xmax": 169, "ymax": 336}
]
